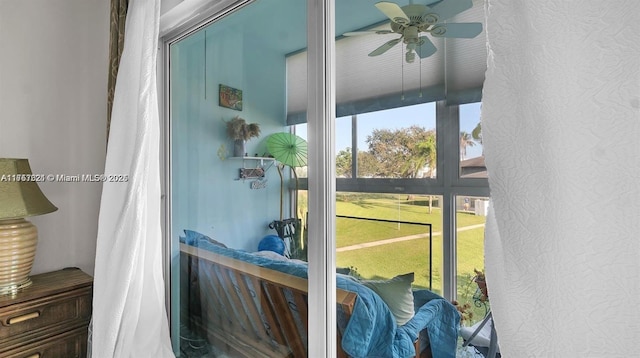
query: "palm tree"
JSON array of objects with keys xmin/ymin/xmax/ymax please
[
  {"xmin": 472, "ymin": 122, "xmax": 484, "ymax": 156},
  {"xmin": 460, "ymin": 131, "xmax": 476, "ymax": 160},
  {"xmin": 416, "ymin": 137, "xmax": 437, "ymax": 213},
  {"xmin": 417, "ymin": 136, "xmax": 437, "ymax": 178},
  {"xmin": 472, "ymin": 122, "xmax": 482, "ymax": 144}
]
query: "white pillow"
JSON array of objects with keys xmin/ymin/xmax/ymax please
[{"xmin": 362, "ymin": 272, "xmax": 415, "ymax": 325}]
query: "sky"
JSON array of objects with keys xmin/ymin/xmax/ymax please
[{"xmin": 296, "ymin": 101, "xmax": 483, "ymax": 159}]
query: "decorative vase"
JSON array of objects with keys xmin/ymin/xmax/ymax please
[
  {"xmin": 233, "ymin": 139, "xmax": 246, "ymax": 157},
  {"xmin": 475, "ymin": 279, "xmax": 488, "ymax": 301}
]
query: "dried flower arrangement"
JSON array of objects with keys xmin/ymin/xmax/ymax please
[
  {"xmin": 451, "ymin": 300, "xmax": 474, "ymax": 324},
  {"xmin": 225, "ymin": 116, "xmax": 261, "ymax": 141},
  {"xmin": 473, "ymin": 268, "xmax": 485, "ymax": 281},
  {"xmin": 473, "ymin": 268, "xmax": 488, "ymax": 301}
]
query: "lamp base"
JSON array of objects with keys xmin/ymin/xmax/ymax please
[
  {"xmin": 0, "ymin": 218, "xmax": 38, "ymax": 296},
  {"xmin": 0, "ymin": 277, "xmax": 32, "ymax": 296}
]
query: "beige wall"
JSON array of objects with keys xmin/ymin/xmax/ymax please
[{"xmin": 0, "ymin": 0, "xmax": 109, "ymax": 276}]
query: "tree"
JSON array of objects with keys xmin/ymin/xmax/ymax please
[
  {"xmin": 415, "ymin": 135, "xmax": 437, "ymax": 213},
  {"xmin": 357, "ymin": 151, "xmax": 378, "ymax": 177},
  {"xmin": 336, "ymin": 147, "xmax": 379, "ymax": 178},
  {"xmin": 460, "ymin": 131, "xmax": 476, "ymax": 160},
  {"xmin": 366, "ymin": 126, "xmax": 436, "ymax": 178},
  {"xmin": 336, "ymin": 148, "xmax": 353, "ymax": 178}
]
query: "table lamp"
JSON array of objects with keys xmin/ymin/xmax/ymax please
[{"xmin": 0, "ymin": 158, "xmax": 57, "ymax": 295}]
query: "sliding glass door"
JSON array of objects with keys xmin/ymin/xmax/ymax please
[{"xmin": 163, "ymin": 0, "xmax": 489, "ymax": 356}]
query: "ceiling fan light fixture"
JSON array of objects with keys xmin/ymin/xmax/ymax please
[
  {"xmin": 404, "ymin": 25, "xmax": 419, "ymax": 38},
  {"xmin": 405, "ymin": 50, "xmax": 416, "ymax": 63},
  {"xmin": 421, "ymin": 13, "xmax": 439, "ymax": 25},
  {"xmin": 430, "ymin": 25, "xmax": 446, "ymax": 36},
  {"xmin": 393, "ymin": 16, "xmax": 409, "ymax": 25}
]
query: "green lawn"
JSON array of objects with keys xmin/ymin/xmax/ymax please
[
  {"xmin": 335, "ymin": 193, "xmax": 488, "ymax": 325},
  {"xmin": 336, "ymin": 197, "xmax": 440, "ymax": 248},
  {"xmin": 298, "ymin": 191, "xmax": 488, "ymax": 324}
]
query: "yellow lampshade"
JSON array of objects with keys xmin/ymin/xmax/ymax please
[
  {"xmin": 0, "ymin": 158, "xmax": 58, "ymax": 295},
  {"xmin": 0, "ymin": 159, "xmax": 58, "ymax": 219}
]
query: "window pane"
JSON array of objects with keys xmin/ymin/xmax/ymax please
[
  {"xmin": 455, "ymin": 195, "xmax": 490, "ymax": 327},
  {"xmin": 170, "ymin": 1, "xmax": 308, "ymax": 356},
  {"xmin": 459, "ymin": 102, "xmax": 486, "ymax": 178},
  {"xmin": 294, "ymin": 123, "xmax": 308, "ymax": 179},
  {"xmin": 355, "ymin": 103, "xmax": 437, "ymax": 178},
  {"xmin": 335, "ymin": 192, "xmax": 441, "ymax": 293},
  {"xmin": 295, "ymin": 118, "xmax": 351, "ymax": 178}
]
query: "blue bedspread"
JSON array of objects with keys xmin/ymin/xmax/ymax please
[{"xmin": 184, "ymin": 237, "xmax": 459, "ymax": 358}]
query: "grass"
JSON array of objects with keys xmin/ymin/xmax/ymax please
[{"xmin": 299, "ymin": 191, "xmax": 490, "ymax": 325}]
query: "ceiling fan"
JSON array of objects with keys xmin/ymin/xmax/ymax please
[{"xmin": 344, "ymin": 0, "xmax": 483, "ymax": 63}]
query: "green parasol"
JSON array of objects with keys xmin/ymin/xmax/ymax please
[
  {"xmin": 266, "ymin": 133, "xmax": 307, "ymax": 168},
  {"xmin": 266, "ymin": 133, "xmax": 307, "ymax": 220}
]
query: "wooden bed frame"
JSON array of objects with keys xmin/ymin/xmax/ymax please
[{"xmin": 181, "ymin": 243, "xmax": 429, "ymax": 357}]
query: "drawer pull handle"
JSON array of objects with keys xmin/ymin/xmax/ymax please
[
  {"xmin": 25, "ymin": 354, "xmax": 40, "ymax": 358},
  {"xmin": 8, "ymin": 311, "xmax": 40, "ymax": 324}
]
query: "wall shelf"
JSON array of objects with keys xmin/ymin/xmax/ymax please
[{"xmin": 230, "ymin": 156, "xmax": 276, "ymax": 166}]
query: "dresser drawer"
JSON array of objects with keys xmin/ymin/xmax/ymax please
[
  {"xmin": 0, "ymin": 286, "xmax": 92, "ymax": 351},
  {"xmin": 1, "ymin": 325, "xmax": 88, "ymax": 358}
]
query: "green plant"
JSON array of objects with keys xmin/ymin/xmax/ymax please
[
  {"xmin": 346, "ymin": 266, "xmax": 363, "ymax": 280},
  {"xmin": 225, "ymin": 116, "xmax": 260, "ymax": 141}
]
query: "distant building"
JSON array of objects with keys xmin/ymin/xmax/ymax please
[{"xmin": 460, "ymin": 156, "xmax": 487, "ymax": 179}]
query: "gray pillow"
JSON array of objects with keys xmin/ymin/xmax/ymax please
[{"xmin": 362, "ymin": 272, "xmax": 415, "ymax": 326}]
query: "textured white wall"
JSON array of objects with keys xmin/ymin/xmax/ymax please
[
  {"xmin": 483, "ymin": 1, "xmax": 640, "ymax": 356},
  {"xmin": 0, "ymin": 1, "xmax": 109, "ymax": 276}
]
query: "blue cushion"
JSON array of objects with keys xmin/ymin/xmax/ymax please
[
  {"xmin": 181, "ymin": 229, "xmax": 226, "ymax": 248},
  {"xmin": 258, "ymin": 235, "xmax": 285, "ymax": 255}
]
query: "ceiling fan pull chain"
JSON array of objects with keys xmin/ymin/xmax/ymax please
[
  {"xmin": 419, "ymin": 55, "xmax": 423, "ymax": 98},
  {"xmin": 204, "ymin": 30, "xmax": 207, "ymax": 99},
  {"xmin": 401, "ymin": 42, "xmax": 405, "ymax": 101}
]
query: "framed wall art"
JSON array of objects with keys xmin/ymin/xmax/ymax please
[{"xmin": 219, "ymin": 84, "xmax": 243, "ymax": 111}]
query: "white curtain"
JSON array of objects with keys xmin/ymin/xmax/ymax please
[
  {"xmin": 482, "ymin": 1, "xmax": 640, "ymax": 356},
  {"xmin": 91, "ymin": 0, "xmax": 174, "ymax": 356}
]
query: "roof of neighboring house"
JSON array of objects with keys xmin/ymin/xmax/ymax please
[
  {"xmin": 460, "ymin": 156, "xmax": 485, "ymax": 168},
  {"xmin": 460, "ymin": 156, "xmax": 488, "ymax": 178},
  {"xmin": 460, "ymin": 170, "xmax": 488, "ymax": 179}
]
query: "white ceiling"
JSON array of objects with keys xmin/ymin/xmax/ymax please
[{"xmin": 172, "ymin": 0, "xmax": 487, "ymax": 119}]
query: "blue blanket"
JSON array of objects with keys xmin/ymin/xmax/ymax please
[{"xmin": 184, "ymin": 236, "xmax": 459, "ymax": 358}]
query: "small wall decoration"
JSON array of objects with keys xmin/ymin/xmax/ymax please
[
  {"xmin": 217, "ymin": 144, "xmax": 228, "ymax": 161},
  {"xmin": 251, "ymin": 180, "xmax": 268, "ymax": 190},
  {"xmin": 239, "ymin": 168, "xmax": 265, "ymax": 180},
  {"xmin": 219, "ymin": 84, "xmax": 243, "ymax": 111}
]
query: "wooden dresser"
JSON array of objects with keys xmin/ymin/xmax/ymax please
[{"xmin": 0, "ymin": 268, "xmax": 93, "ymax": 358}]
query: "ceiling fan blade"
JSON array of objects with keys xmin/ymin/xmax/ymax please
[
  {"xmin": 368, "ymin": 38, "xmax": 402, "ymax": 57},
  {"xmin": 417, "ymin": 36, "xmax": 437, "ymax": 58},
  {"xmin": 375, "ymin": 2, "xmax": 410, "ymax": 25},
  {"xmin": 430, "ymin": 22, "xmax": 483, "ymax": 38},
  {"xmin": 343, "ymin": 30, "xmax": 393, "ymax": 37},
  {"xmin": 429, "ymin": 0, "xmax": 473, "ymax": 22}
]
